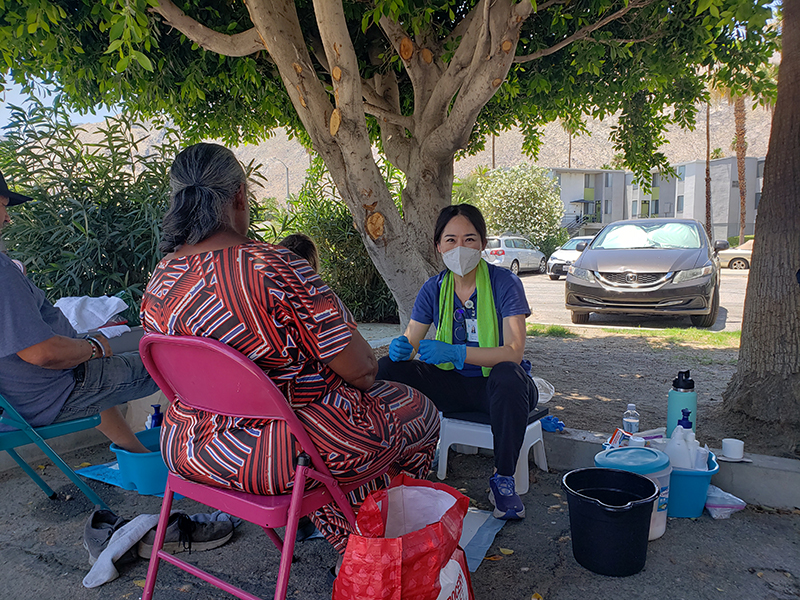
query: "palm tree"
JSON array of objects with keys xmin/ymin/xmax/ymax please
[{"xmin": 733, "ymin": 96, "xmax": 748, "ymax": 244}]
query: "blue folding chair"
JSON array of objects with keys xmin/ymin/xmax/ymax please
[{"xmin": 0, "ymin": 393, "xmax": 108, "ymax": 509}]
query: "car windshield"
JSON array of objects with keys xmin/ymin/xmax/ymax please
[
  {"xmin": 562, "ymin": 238, "xmax": 588, "ymax": 250},
  {"xmin": 485, "ymin": 239, "xmax": 500, "ymax": 249},
  {"xmin": 593, "ymin": 222, "xmax": 702, "ymax": 250}
]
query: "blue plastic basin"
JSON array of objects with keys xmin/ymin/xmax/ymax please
[
  {"xmin": 110, "ymin": 427, "xmax": 168, "ymax": 496},
  {"xmin": 667, "ymin": 451, "xmax": 719, "ymax": 518}
]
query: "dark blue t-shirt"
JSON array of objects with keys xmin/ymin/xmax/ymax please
[
  {"xmin": 410, "ymin": 262, "xmax": 531, "ymax": 377},
  {"xmin": 0, "ymin": 253, "xmax": 77, "ymax": 429}
]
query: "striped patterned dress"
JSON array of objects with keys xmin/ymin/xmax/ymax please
[{"xmin": 140, "ymin": 242, "xmax": 439, "ymax": 552}]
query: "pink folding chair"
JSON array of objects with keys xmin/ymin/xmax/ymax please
[{"xmin": 139, "ymin": 333, "xmax": 384, "ymax": 600}]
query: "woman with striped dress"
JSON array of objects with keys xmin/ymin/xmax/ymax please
[{"xmin": 140, "ymin": 143, "xmax": 439, "ymax": 556}]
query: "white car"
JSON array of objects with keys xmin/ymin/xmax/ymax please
[
  {"xmin": 717, "ymin": 240, "xmax": 753, "ymax": 269},
  {"xmin": 483, "ymin": 234, "xmax": 546, "ymax": 275},
  {"xmin": 546, "ymin": 236, "xmax": 594, "ymax": 280}
]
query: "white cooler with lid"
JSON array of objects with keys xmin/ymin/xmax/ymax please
[{"xmin": 594, "ymin": 447, "xmax": 672, "ymax": 540}]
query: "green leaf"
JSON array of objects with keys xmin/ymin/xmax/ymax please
[
  {"xmin": 116, "ymin": 55, "xmax": 130, "ymax": 72},
  {"xmin": 109, "ymin": 18, "xmax": 125, "ymax": 41},
  {"xmin": 105, "ymin": 39, "xmax": 123, "ymax": 54},
  {"xmin": 131, "ymin": 50, "xmax": 153, "ymax": 71},
  {"xmin": 696, "ymin": 0, "xmax": 713, "ymax": 16}
]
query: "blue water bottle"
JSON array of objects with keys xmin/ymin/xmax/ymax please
[{"xmin": 666, "ymin": 370, "xmax": 696, "ymax": 437}]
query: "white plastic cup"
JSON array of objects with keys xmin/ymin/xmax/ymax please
[{"xmin": 721, "ymin": 438, "xmax": 744, "ymax": 460}]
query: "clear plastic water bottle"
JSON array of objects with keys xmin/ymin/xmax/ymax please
[{"xmin": 623, "ymin": 403, "xmax": 640, "ymax": 433}]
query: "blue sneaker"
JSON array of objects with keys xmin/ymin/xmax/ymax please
[{"xmin": 488, "ymin": 474, "xmax": 525, "ymax": 520}]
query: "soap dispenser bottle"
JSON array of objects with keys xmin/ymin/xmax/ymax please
[
  {"xmin": 145, "ymin": 404, "xmax": 163, "ymax": 430},
  {"xmin": 667, "ymin": 370, "xmax": 697, "ymax": 437}
]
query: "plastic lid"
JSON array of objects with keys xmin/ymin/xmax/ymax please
[
  {"xmin": 594, "ymin": 447, "xmax": 670, "ymax": 473},
  {"xmin": 626, "ymin": 403, "xmax": 636, "ymax": 411},
  {"xmin": 673, "ymin": 370, "xmax": 695, "ymax": 390}
]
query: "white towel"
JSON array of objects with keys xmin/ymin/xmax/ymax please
[
  {"xmin": 96, "ymin": 324, "xmax": 132, "ymax": 339},
  {"xmin": 83, "ymin": 514, "xmax": 160, "ymax": 588},
  {"xmin": 54, "ymin": 295, "xmax": 128, "ymax": 334}
]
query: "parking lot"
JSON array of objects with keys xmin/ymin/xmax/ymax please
[{"xmin": 520, "ymin": 269, "xmax": 748, "ymax": 332}]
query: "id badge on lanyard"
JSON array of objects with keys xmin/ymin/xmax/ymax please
[{"xmin": 464, "ymin": 299, "xmax": 478, "ymax": 343}]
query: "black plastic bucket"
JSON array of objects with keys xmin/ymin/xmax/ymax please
[{"xmin": 562, "ymin": 467, "xmax": 658, "ymax": 577}]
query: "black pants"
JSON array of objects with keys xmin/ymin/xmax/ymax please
[{"xmin": 376, "ymin": 357, "xmax": 538, "ymax": 477}]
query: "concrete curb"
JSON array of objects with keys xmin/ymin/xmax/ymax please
[{"xmin": 542, "ymin": 428, "xmax": 800, "ymax": 510}]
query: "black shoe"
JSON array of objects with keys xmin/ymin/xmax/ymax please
[{"xmin": 138, "ymin": 512, "xmax": 234, "ymax": 559}]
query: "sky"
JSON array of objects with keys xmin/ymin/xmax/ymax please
[{"xmin": 0, "ymin": 80, "xmax": 117, "ymax": 130}]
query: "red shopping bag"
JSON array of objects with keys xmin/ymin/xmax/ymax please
[{"xmin": 332, "ymin": 474, "xmax": 474, "ymax": 600}]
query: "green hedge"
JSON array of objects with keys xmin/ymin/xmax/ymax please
[{"xmin": 0, "ymin": 105, "xmax": 269, "ymax": 324}]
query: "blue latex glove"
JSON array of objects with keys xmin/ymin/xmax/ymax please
[
  {"xmin": 389, "ymin": 335, "xmax": 414, "ymax": 362},
  {"xmin": 541, "ymin": 415, "xmax": 565, "ymax": 432},
  {"xmin": 417, "ymin": 340, "xmax": 467, "ymax": 369}
]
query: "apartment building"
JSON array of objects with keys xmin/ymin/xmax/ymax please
[
  {"xmin": 549, "ymin": 168, "xmax": 627, "ymax": 236},
  {"xmin": 625, "ymin": 156, "xmax": 765, "ymax": 241},
  {"xmin": 549, "ymin": 157, "xmax": 765, "ymax": 240}
]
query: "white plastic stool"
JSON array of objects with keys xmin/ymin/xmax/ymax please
[{"xmin": 436, "ymin": 408, "xmax": 549, "ymax": 495}]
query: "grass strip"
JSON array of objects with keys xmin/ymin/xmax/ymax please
[
  {"xmin": 526, "ymin": 324, "xmax": 577, "ymax": 338},
  {"xmin": 599, "ymin": 327, "xmax": 740, "ymax": 348}
]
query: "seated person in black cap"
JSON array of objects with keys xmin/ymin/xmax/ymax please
[{"xmin": 0, "ymin": 171, "xmax": 159, "ymax": 452}]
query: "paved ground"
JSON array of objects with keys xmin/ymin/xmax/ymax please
[
  {"xmin": 520, "ymin": 269, "xmax": 748, "ymax": 332},
  {"xmin": 2, "ymin": 268, "xmax": 787, "ymax": 600},
  {"xmin": 2, "ymin": 440, "xmax": 798, "ymax": 600}
]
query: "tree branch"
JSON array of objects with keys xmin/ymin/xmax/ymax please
[
  {"xmin": 513, "ymin": 0, "xmax": 654, "ymax": 63},
  {"xmin": 379, "ymin": 16, "xmax": 426, "ymax": 91},
  {"xmin": 426, "ymin": 0, "xmax": 522, "ymax": 160},
  {"xmin": 363, "ymin": 102, "xmax": 415, "ymax": 134},
  {"xmin": 595, "ymin": 33, "xmax": 665, "ymax": 46},
  {"xmin": 420, "ymin": 0, "xmax": 490, "ymax": 130},
  {"xmin": 150, "ymin": 0, "xmax": 264, "ymax": 57}
]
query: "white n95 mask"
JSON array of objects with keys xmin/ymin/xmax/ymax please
[{"xmin": 442, "ymin": 246, "xmax": 482, "ymax": 276}]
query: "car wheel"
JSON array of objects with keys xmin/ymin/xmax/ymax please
[
  {"xmin": 729, "ymin": 258, "xmax": 749, "ymax": 270},
  {"xmin": 549, "ymin": 274, "xmax": 561, "ymax": 281},
  {"xmin": 571, "ymin": 311, "xmax": 590, "ymax": 324},
  {"xmin": 510, "ymin": 260, "xmax": 520, "ymax": 275},
  {"xmin": 691, "ymin": 287, "xmax": 720, "ymax": 328},
  {"xmin": 538, "ymin": 258, "xmax": 547, "ymax": 273}
]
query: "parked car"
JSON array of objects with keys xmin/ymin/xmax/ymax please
[
  {"xmin": 546, "ymin": 236, "xmax": 595, "ymax": 280},
  {"xmin": 717, "ymin": 239, "xmax": 753, "ymax": 269},
  {"xmin": 483, "ymin": 234, "xmax": 546, "ymax": 275},
  {"xmin": 565, "ymin": 218, "xmax": 729, "ymax": 328}
]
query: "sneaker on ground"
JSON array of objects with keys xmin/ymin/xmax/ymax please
[
  {"xmin": 488, "ymin": 474, "xmax": 525, "ymax": 520},
  {"xmin": 138, "ymin": 512, "xmax": 234, "ymax": 559},
  {"xmin": 83, "ymin": 508, "xmax": 138, "ymax": 566}
]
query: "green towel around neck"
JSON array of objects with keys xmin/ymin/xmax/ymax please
[{"xmin": 436, "ymin": 260, "xmax": 499, "ymax": 377}]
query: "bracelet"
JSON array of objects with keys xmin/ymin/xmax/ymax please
[
  {"xmin": 85, "ymin": 335, "xmax": 105, "ymax": 359},
  {"xmin": 87, "ymin": 338, "xmax": 97, "ymax": 360}
]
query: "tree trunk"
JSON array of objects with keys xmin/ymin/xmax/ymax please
[
  {"xmin": 724, "ymin": 1, "xmax": 800, "ymax": 454},
  {"xmin": 734, "ymin": 96, "xmax": 747, "ymax": 244},
  {"xmin": 568, "ymin": 135, "xmax": 572, "ymax": 169},
  {"xmin": 705, "ymin": 101, "xmax": 712, "ymax": 236}
]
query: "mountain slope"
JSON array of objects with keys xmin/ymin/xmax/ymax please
[{"xmin": 74, "ymin": 101, "xmax": 772, "ymax": 201}]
